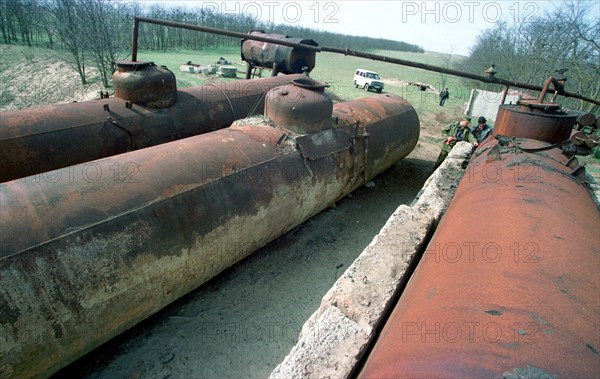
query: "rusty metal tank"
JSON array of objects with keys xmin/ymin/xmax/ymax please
[
  {"xmin": 0, "ymin": 90, "xmax": 419, "ymax": 379},
  {"xmin": 494, "ymin": 101, "xmax": 577, "ymax": 144},
  {"xmin": 265, "ymin": 78, "xmax": 333, "ymax": 134},
  {"xmin": 241, "ymin": 30, "xmax": 318, "ymax": 77},
  {"xmin": 113, "ymin": 60, "xmax": 177, "ymax": 108},
  {"xmin": 0, "ymin": 74, "xmax": 305, "ymax": 183},
  {"xmin": 358, "ymin": 135, "xmax": 600, "ymax": 376}
]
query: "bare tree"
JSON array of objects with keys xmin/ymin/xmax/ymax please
[
  {"xmin": 462, "ymin": 0, "xmax": 599, "ymax": 112},
  {"xmin": 78, "ymin": 0, "xmax": 135, "ymax": 87},
  {"xmin": 46, "ymin": 0, "xmax": 87, "ymax": 84}
]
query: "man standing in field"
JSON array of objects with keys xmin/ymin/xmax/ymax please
[{"xmin": 439, "ymin": 88, "xmax": 449, "ymax": 106}]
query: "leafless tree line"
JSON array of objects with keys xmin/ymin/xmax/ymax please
[
  {"xmin": 1, "ymin": 0, "xmax": 423, "ymax": 88},
  {"xmin": 461, "ymin": 1, "xmax": 599, "ymax": 112},
  {"xmin": 1, "ymin": 0, "xmax": 135, "ymax": 86}
]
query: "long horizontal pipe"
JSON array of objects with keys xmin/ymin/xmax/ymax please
[{"xmin": 133, "ymin": 16, "xmax": 600, "ymax": 106}]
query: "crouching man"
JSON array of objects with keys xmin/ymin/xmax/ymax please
[{"xmin": 433, "ymin": 117, "xmax": 478, "ymax": 170}]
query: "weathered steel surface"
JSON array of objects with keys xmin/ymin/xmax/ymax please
[
  {"xmin": 112, "ymin": 60, "xmax": 177, "ymax": 108},
  {"xmin": 358, "ymin": 137, "xmax": 600, "ymax": 378},
  {"xmin": 0, "ymin": 93, "xmax": 419, "ymax": 379},
  {"xmin": 572, "ymin": 110, "xmax": 597, "ymax": 128},
  {"xmin": 333, "ymin": 94, "xmax": 420, "ymax": 180},
  {"xmin": 241, "ymin": 31, "xmax": 318, "ymax": 75},
  {"xmin": 0, "ymin": 74, "xmax": 304, "ymax": 183},
  {"xmin": 494, "ymin": 104, "xmax": 577, "ymax": 144},
  {"xmin": 265, "ymin": 78, "xmax": 333, "ymax": 134}
]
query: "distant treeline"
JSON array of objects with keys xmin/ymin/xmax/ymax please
[
  {"xmin": 0, "ymin": 1, "xmax": 423, "ymax": 52},
  {"xmin": 0, "ymin": 0, "xmax": 423, "ymax": 86},
  {"xmin": 265, "ymin": 24, "xmax": 424, "ymax": 53},
  {"xmin": 136, "ymin": 4, "xmax": 423, "ymax": 53}
]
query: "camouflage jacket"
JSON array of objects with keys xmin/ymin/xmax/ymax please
[{"xmin": 440, "ymin": 121, "xmax": 476, "ymax": 153}]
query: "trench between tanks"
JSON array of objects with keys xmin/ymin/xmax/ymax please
[{"xmin": 51, "ymin": 157, "xmax": 432, "ymax": 379}]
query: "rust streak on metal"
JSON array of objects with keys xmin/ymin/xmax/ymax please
[
  {"xmin": 113, "ymin": 60, "xmax": 177, "ymax": 108},
  {"xmin": 494, "ymin": 104, "xmax": 577, "ymax": 144},
  {"xmin": 265, "ymin": 78, "xmax": 333, "ymax": 134},
  {"xmin": 241, "ymin": 31, "xmax": 318, "ymax": 77}
]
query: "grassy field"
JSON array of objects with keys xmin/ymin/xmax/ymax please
[
  {"xmin": 137, "ymin": 46, "xmax": 242, "ymax": 88},
  {"xmin": 1, "ymin": 43, "xmax": 470, "ymax": 119},
  {"xmin": 138, "ymin": 47, "xmax": 469, "ymax": 118}
]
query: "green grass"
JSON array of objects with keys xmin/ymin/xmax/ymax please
[
  {"xmin": 139, "ymin": 47, "xmax": 470, "ymax": 118},
  {"xmin": 138, "ymin": 47, "xmax": 244, "ymax": 88},
  {"xmin": 0, "ymin": 91, "xmax": 15, "ymax": 106},
  {"xmin": 309, "ymin": 50, "xmax": 467, "ymax": 116},
  {"xmin": 0, "ymin": 45, "xmax": 51, "ymax": 72}
]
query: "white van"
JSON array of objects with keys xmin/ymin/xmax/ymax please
[{"xmin": 353, "ymin": 69, "xmax": 384, "ymax": 93}]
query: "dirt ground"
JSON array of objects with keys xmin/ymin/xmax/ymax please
[{"xmin": 0, "ymin": 45, "xmax": 105, "ymax": 112}]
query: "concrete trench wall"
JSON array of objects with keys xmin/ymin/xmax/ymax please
[{"xmin": 269, "ymin": 142, "xmax": 474, "ymax": 379}]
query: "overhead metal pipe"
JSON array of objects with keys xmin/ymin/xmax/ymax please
[
  {"xmin": 0, "ymin": 82, "xmax": 419, "ymax": 379},
  {"xmin": 133, "ymin": 16, "xmax": 322, "ymax": 53},
  {"xmin": 131, "ymin": 17, "xmax": 139, "ymax": 62},
  {"xmin": 132, "ymin": 17, "xmax": 600, "ymax": 106}
]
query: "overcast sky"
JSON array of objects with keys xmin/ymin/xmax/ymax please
[{"xmin": 137, "ymin": 1, "xmax": 596, "ymax": 56}]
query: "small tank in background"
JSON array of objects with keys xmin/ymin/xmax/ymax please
[{"xmin": 241, "ymin": 30, "xmax": 318, "ymax": 78}]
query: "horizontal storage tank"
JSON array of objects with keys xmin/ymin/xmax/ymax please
[
  {"xmin": 0, "ymin": 80, "xmax": 419, "ymax": 379},
  {"xmin": 241, "ymin": 31, "xmax": 318, "ymax": 78},
  {"xmin": 0, "ymin": 69, "xmax": 305, "ymax": 183}
]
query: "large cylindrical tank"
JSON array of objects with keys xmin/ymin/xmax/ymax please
[
  {"xmin": 0, "ymin": 91, "xmax": 419, "ymax": 379},
  {"xmin": 241, "ymin": 31, "xmax": 318, "ymax": 75},
  {"xmin": 0, "ymin": 74, "xmax": 305, "ymax": 183},
  {"xmin": 358, "ymin": 136, "xmax": 600, "ymax": 378},
  {"xmin": 494, "ymin": 100, "xmax": 577, "ymax": 144}
]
